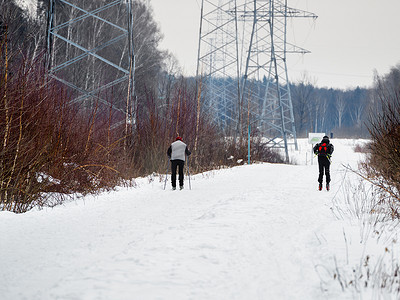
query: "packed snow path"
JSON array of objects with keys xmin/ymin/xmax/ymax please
[{"xmin": 1, "ymin": 140, "xmax": 365, "ymax": 299}]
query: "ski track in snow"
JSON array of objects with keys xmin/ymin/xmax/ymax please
[{"xmin": 0, "ymin": 139, "xmax": 368, "ymax": 300}]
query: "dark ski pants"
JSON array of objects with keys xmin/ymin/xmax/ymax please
[
  {"xmin": 171, "ymin": 159, "xmax": 185, "ymax": 188},
  {"xmin": 318, "ymin": 156, "xmax": 331, "ymax": 184}
]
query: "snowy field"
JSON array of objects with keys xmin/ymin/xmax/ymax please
[{"xmin": 1, "ymin": 138, "xmax": 399, "ymax": 299}]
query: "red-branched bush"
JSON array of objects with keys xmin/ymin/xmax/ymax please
[{"xmin": 0, "ymin": 50, "xmax": 129, "ymax": 212}]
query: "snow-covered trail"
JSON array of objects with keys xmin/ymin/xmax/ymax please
[{"xmin": 0, "ymin": 139, "xmax": 366, "ymax": 300}]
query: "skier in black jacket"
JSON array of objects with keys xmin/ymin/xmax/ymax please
[
  {"xmin": 313, "ymin": 136, "xmax": 334, "ymax": 191},
  {"xmin": 167, "ymin": 136, "xmax": 191, "ymax": 190}
]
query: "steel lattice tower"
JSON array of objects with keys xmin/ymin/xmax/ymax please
[
  {"xmin": 46, "ymin": 0, "xmax": 135, "ymax": 130},
  {"xmin": 196, "ymin": 0, "xmax": 241, "ymax": 135},
  {"xmin": 197, "ymin": 0, "xmax": 316, "ymax": 161}
]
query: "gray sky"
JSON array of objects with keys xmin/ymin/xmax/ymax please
[{"xmin": 151, "ymin": 0, "xmax": 400, "ymax": 90}]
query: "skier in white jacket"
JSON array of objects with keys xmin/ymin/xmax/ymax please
[{"xmin": 167, "ymin": 137, "xmax": 191, "ymax": 190}]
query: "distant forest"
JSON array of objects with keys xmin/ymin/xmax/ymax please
[{"xmin": 291, "ymin": 81, "xmax": 369, "ymax": 138}]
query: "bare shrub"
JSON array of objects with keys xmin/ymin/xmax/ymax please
[
  {"xmin": 0, "ymin": 50, "xmax": 127, "ymax": 212},
  {"xmin": 363, "ymin": 81, "xmax": 400, "ymax": 207},
  {"xmin": 353, "ymin": 142, "xmax": 371, "ymax": 153}
]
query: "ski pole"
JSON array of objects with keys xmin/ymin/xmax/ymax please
[
  {"xmin": 187, "ymin": 156, "xmax": 192, "ymax": 190},
  {"xmin": 163, "ymin": 160, "xmax": 170, "ymax": 190}
]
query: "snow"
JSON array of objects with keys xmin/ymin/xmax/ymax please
[
  {"xmin": 1, "ymin": 138, "xmax": 398, "ymax": 299},
  {"xmin": 14, "ymin": 0, "xmax": 38, "ymax": 19}
]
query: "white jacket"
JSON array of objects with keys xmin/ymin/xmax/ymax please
[{"xmin": 168, "ymin": 140, "xmax": 190, "ymax": 161}]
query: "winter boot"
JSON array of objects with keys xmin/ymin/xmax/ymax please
[
  {"xmin": 326, "ymin": 184, "xmax": 330, "ymax": 191},
  {"xmin": 180, "ymin": 185, "xmax": 184, "ymax": 190},
  {"xmin": 318, "ymin": 184, "xmax": 323, "ymax": 191},
  {"xmin": 172, "ymin": 186, "xmax": 176, "ymax": 190}
]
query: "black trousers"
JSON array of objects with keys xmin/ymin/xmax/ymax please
[
  {"xmin": 318, "ymin": 155, "xmax": 331, "ymax": 184},
  {"xmin": 171, "ymin": 160, "xmax": 185, "ymax": 187}
]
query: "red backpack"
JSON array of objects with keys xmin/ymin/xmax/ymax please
[{"xmin": 318, "ymin": 143, "xmax": 328, "ymax": 155}]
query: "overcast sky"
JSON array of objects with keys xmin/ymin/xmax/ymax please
[{"xmin": 151, "ymin": 0, "xmax": 400, "ymax": 90}]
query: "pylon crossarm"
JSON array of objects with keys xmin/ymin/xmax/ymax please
[
  {"xmin": 286, "ymin": 6, "xmax": 318, "ymax": 19},
  {"xmin": 284, "ymin": 42, "xmax": 310, "ymax": 54}
]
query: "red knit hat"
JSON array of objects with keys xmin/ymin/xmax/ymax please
[{"xmin": 176, "ymin": 136, "xmax": 182, "ymax": 141}]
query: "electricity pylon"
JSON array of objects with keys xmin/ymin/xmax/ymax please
[
  {"xmin": 240, "ymin": 0, "xmax": 317, "ymax": 161},
  {"xmin": 197, "ymin": 0, "xmax": 317, "ymax": 162},
  {"xmin": 46, "ymin": 0, "xmax": 135, "ymax": 130},
  {"xmin": 196, "ymin": 0, "xmax": 241, "ymax": 135}
]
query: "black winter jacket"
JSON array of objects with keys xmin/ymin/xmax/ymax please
[{"xmin": 313, "ymin": 137, "xmax": 334, "ymax": 157}]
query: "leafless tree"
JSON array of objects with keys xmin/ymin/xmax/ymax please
[
  {"xmin": 314, "ymin": 95, "xmax": 328, "ymax": 133},
  {"xmin": 132, "ymin": 1, "xmax": 165, "ymax": 97},
  {"xmin": 335, "ymin": 93, "xmax": 346, "ymax": 129},
  {"xmin": 292, "ymin": 73, "xmax": 315, "ymax": 135},
  {"xmin": 350, "ymin": 100, "xmax": 365, "ymax": 129}
]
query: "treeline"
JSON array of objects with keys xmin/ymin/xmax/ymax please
[
  {"xmin": 205, "ymin": 75, "xmax": 372, "ymax": 139},
  {"xmin": 291, "ymin": 81, "xmax": 370, "ymax": 138}
]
